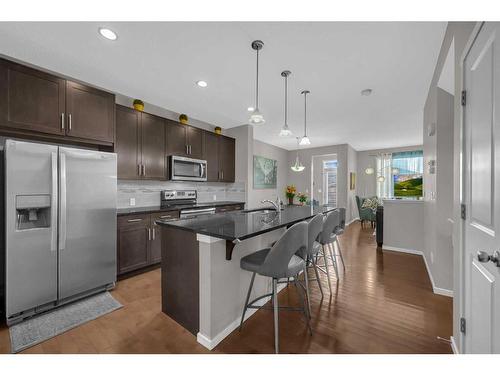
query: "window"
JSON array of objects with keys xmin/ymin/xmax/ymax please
[
  {"xmin": 322, "ymin": 160, "xmax": 337, "ymax": 206},
  {"xmin": 392, "ymin": 151, "xmax": 423, "ymax": 198},
  {"xmin": 376, "ymin": 151, "xmax": 423, "ymax": 199}
]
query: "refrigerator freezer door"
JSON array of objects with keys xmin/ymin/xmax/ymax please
[
  {"xmin": 5, "ymin": 140, "xmax": 58, "ymax": 318},
  {"xmin": 58, "ymin": 147, "xmax": 117, "ymax": 299}
]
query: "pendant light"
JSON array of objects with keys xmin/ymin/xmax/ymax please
[
  {"xmin": 279, "ymin": 70, "xmax": 293, "ymax": 137},
  {"xmin": 249, "ymin": 40, "xmax": 265, "ymax": 125},
  {"xmin": 291, "ymin": 137, "xmax": 305, "ymax": 172},
  {"xmin": 299, "ymin": 90, "xmax": 311, "ymax": 145}
]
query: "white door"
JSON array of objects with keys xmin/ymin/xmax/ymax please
[{"xmin": 463, "ymin": 22, "xmax": 500, "ymax": 353}]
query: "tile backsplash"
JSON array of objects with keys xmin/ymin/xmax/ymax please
[{"xmin": 117, "ymin": 180, "xmax": 246, "ymax": 208}]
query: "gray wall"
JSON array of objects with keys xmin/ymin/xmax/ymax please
[
  {"xmin": 383, "ymin": 200, "xmax": 424, "ymax": 252},
  {"xmin": 226, "ymin": 125, "xmax": 288, "ymax": 209},
  {"xmin": 422, "ymin": 21, "xmax": 477, "ymax": 352},
  {"xmin": 356, "ymin": 145, "xmax": 423, "ymax": 198}
]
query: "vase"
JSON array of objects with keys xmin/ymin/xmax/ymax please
[{"xmin": 288, "ymin": 197, "xmax": 294, "ymax": 205}]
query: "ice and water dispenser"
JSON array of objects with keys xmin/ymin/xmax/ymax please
[{"xmin": 15, "ymin": 194, "xmax": 51, "ymax": 230}]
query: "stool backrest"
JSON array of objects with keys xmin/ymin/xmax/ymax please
[
  {"xmin": 259, "ymin": 221, "xmax": 308, "ymax": 278},
  {"xmin": 305, "ymin": 214, "xmax": 324, "ymax": 258},
  {"xmin": 319, "ymin": 209, "xmax": 339, "ymax": 245}
]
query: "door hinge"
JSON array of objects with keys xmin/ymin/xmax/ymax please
[
  {"xmin": 460, "ymin": 317, "xmax": 466, "ymax": 334},
  {"xmin": 461, "ymin": 90, "xmax": 466, "ymax": 106},
  {"xmin": 461, "ymin": 204, "xmax": 466, "ymax": 220}
]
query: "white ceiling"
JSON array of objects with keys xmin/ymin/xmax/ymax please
[{"xmin": 0, "ymin": 22, "xmax": 446, "ymax": 151}]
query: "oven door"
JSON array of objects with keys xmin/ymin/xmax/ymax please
[{"xmin": 170, "ymin": 156, "xmax": 207, "ymax": 181}]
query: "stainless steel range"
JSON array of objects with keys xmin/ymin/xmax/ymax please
[{"xmin": 160, "ymin": 190, "xmax": 216, "ymax": 219}]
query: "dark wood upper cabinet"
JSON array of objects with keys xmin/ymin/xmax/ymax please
[
  {"xmin": 0, "ymin": 59, "xmax": 66, "ymax": 135},
  {"xmin": 204, "ymin": 132, "xmax": 219, "ymax": 182},
  {"xmin": 219, "ymin": 136, "xmax": 235, "ymax": 182},
  {"xmin": 115, "ymin": 105, "xmax": 167, "ymax": 180},
  {"xmin": 166, "ymin": 120, "xmax": 188, "ymax": 156},
  {"xmin": 187, "ymin": 126, "xmax": 203, "ymax": 159},
  {"xmin": 115, "ymin": 105, "xmax": 140, "ymax": 179},
  {"xmin": 141, "ymin": 112, "xmax": 166, "ymax": 180},
  {"xmin": 65, "ymin": 81, "xmax": 115, "ymax": 143}
]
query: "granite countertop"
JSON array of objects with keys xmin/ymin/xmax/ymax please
[
  {"xmin": 155, "ymin": 205, "xmax": 336, "ymax": 241},
  {"xmin": 117, "ymin": 201, "xmax": 245, "ymax": 216}
]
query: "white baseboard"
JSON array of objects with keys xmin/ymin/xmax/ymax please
[
  {"xmin": 450, "ymin": 336, "xmax": 459, "ymax": 354},
  {"xmin": 197, "ymin": 282, "xmax": 287, "ymax": 350},
  {"xmin": 382, "ymin": 245, "xmax": 422, "ymax": 256},
  {"xmin": 382, "ymin": 245, "xmax": 454, "ymax": 297},
  {"xmin": 346, "ymin": 217, "xmax": 360, "ymax": 226}
]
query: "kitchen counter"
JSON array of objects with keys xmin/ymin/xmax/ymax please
[
  {"xmin": 156, "ymin": 204, "xmax": 336, "ymax": 242},
  {"xmin": 158, "ymin": 204, "xmax": 337, "ymax": 350},
  {"xmin": 116, "ymin": 201, "xmax": 245, "ymax": 216}
]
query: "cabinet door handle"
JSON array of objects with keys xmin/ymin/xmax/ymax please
[
  {"xmin": 160, "ymin": 215, "xmax": 172, "ymax": 219},
  {"xmin": 189, "ymin": 145, "xmax": 192, "ymax": 154},
  {"xmin": 152, "ymin": 226, "xmax": 156, "ymax": 240},
  {"xmin": 221, "ymin": 170, "xmax": 224, "ymax": 180},
  {"xmin": 142, "ymin": 164, "xmax": 146, "ymax": 176},
  {"xmin": 61, "ymin": 113, "xmax": 65, "ymax": 130},
  {"xmin": 68, "ymin": 113, "xmax": 72, "ymax": 131},
  {"xmin": 185, "ymin": 145, "xmax": 188, "ymax": 154},
  {"xmin": 148, "ymin": 227, "xmax": 151, "ymax": 241},
  {"xmin": 127, "ymin": 218, "xmax": 143, "ymax": 223},
  {"xmin": 138, "ymin": 164, "xmax": 142, "ymax": 176}
]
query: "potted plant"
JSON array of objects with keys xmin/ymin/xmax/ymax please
[
  {"xmin": 133, "ymin": 99, "xmax": 144, "ymax": 112},
  {"xmin": 179, "ymin": 114, "xmax": 189, "ymax": 124},
  {"xmin": 285, "ymin": 185, "xmax": 296, "ymax": 205},
  {"xmin": 297, "ymin": 192, "xmax": 307, "ymax": 206}
]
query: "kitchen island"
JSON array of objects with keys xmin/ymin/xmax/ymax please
[{"xmin": 156, "ymin": 204, "xmax": 335, "ymax": 350}]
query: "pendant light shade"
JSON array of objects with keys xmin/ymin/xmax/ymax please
[
  {"xmin": 249, "ymin": 40, "xmax": 265, "ymax": 125},
  {"xmin": 279, "ymin": 70, "xmax": 293, "ymax": 137},
  {"xmin": 291, "ymin": 137, "xmax": 305, "ymax": 172},
  {"xmin": 299, "ymin": 90, "xmax": 311, "ymax": 145}
]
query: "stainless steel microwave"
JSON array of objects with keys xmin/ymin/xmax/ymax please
[{"xmin": 169, "ymin": 155, "xmax": 207, "ymax": 181}]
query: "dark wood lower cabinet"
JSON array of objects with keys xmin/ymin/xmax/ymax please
[
  {"xmin": 117, "ymin": 214, "xmax": 150, "ymax": 274},
  {"xmin": 117, "ymin": 210, "xmax": 180, "ymax": 276}
]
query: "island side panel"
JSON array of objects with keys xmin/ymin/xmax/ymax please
[
  {"xmin": 197, "ymin": 229, "xmax": 286, "ymax": 350},
  {"xmin": 161, "ymin": 226, "xmax": 200, "ymax": 335}
]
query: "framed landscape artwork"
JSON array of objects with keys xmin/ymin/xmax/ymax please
[{"xmin": 253, "ymin": 155, "xmax": 277, "ymax": 189}]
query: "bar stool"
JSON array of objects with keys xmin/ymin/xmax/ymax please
[
  {"xmin": 300, "ymin": 214, "xmax": 327, "ymax": 308},
  {"xmin": 239, "ymin": 221, "xmax": 311, "ymax": 354},
  {"xmin": 332, "ymin": 207, "xmax": 346, "ymax": 271},
  {"xmin": 315, "ymin": 210, "xmax": 341, "ymax": 294}
]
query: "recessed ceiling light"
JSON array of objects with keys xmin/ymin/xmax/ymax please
[
  {"xmin": 361, "ymin": 88, "xmax": 373, "ymax": 96},
  {"xmin": 98, "ymin": 27, "xmax": 118, "ymax": 41},
  {"xmin": 247, "ymin": 107, "xmax": 255, "ymax": 112},
  {"xmin": 196, "ymin": 80, "xmax": 208, "ymax": 88}
]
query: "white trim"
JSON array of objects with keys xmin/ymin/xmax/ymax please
[
  {"xmin": 382, "ymin": 245, "xmax": 422, "ymax": 255},
  {"xmin": 383, "ymin": 246, "xmax": 454, "ymax": 297},
  {"xmin": 196, "ymin": 282, "xmax": 287, "ymax": 350},
  {"xmin": 346, "ymin": 217, "xmax": 360, "ymax": 226},
  {"xmin": 450, "ymin": 336, "xmax": 459, "ymax": 354}
]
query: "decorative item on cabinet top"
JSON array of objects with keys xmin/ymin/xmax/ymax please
[
  {"xmin": 179, "ymin": 114, "xmax": 189, "ymax": 124},
  {"xmin": 214, "ymin": 126, "xmax": 222, "ymax": 135},
  {"xmin": 133, "ymin": 99, "xmax": 144, "ymax": 112}
]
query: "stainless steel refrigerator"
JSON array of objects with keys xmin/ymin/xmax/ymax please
[{"xmin": 4, "ymin": 139, "xmax": 117, "ymax": 325}]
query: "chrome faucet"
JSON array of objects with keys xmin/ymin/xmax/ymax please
[{"xmin": 261, "ymin": 196, "xmax": 282, "ymax": 211}]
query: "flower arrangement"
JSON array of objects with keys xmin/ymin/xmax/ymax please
[
  {"xmin": 285, "ymin": 185, "xmax": 296, "ymax": 205},
  {"xmin": 297, "ymin": 192, "xmax": 308, "ymax": 205}
]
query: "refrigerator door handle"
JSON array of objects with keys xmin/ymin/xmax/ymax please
[
  {"xmin": 50, "ymin": 152, "xmax": 58, "ymax": 252},
  {"xmin": 59, "ymin": 152, "xmax": 67, "ymax": 252}
]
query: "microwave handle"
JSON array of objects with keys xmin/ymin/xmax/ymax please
[{"xmin": 200, "ymin": 163, "xmax": 205, "ymax": 178}]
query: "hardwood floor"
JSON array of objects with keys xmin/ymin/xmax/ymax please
[{"xmin": 0, "ymin": 222, "xmax": 453, "ymax": 354}]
